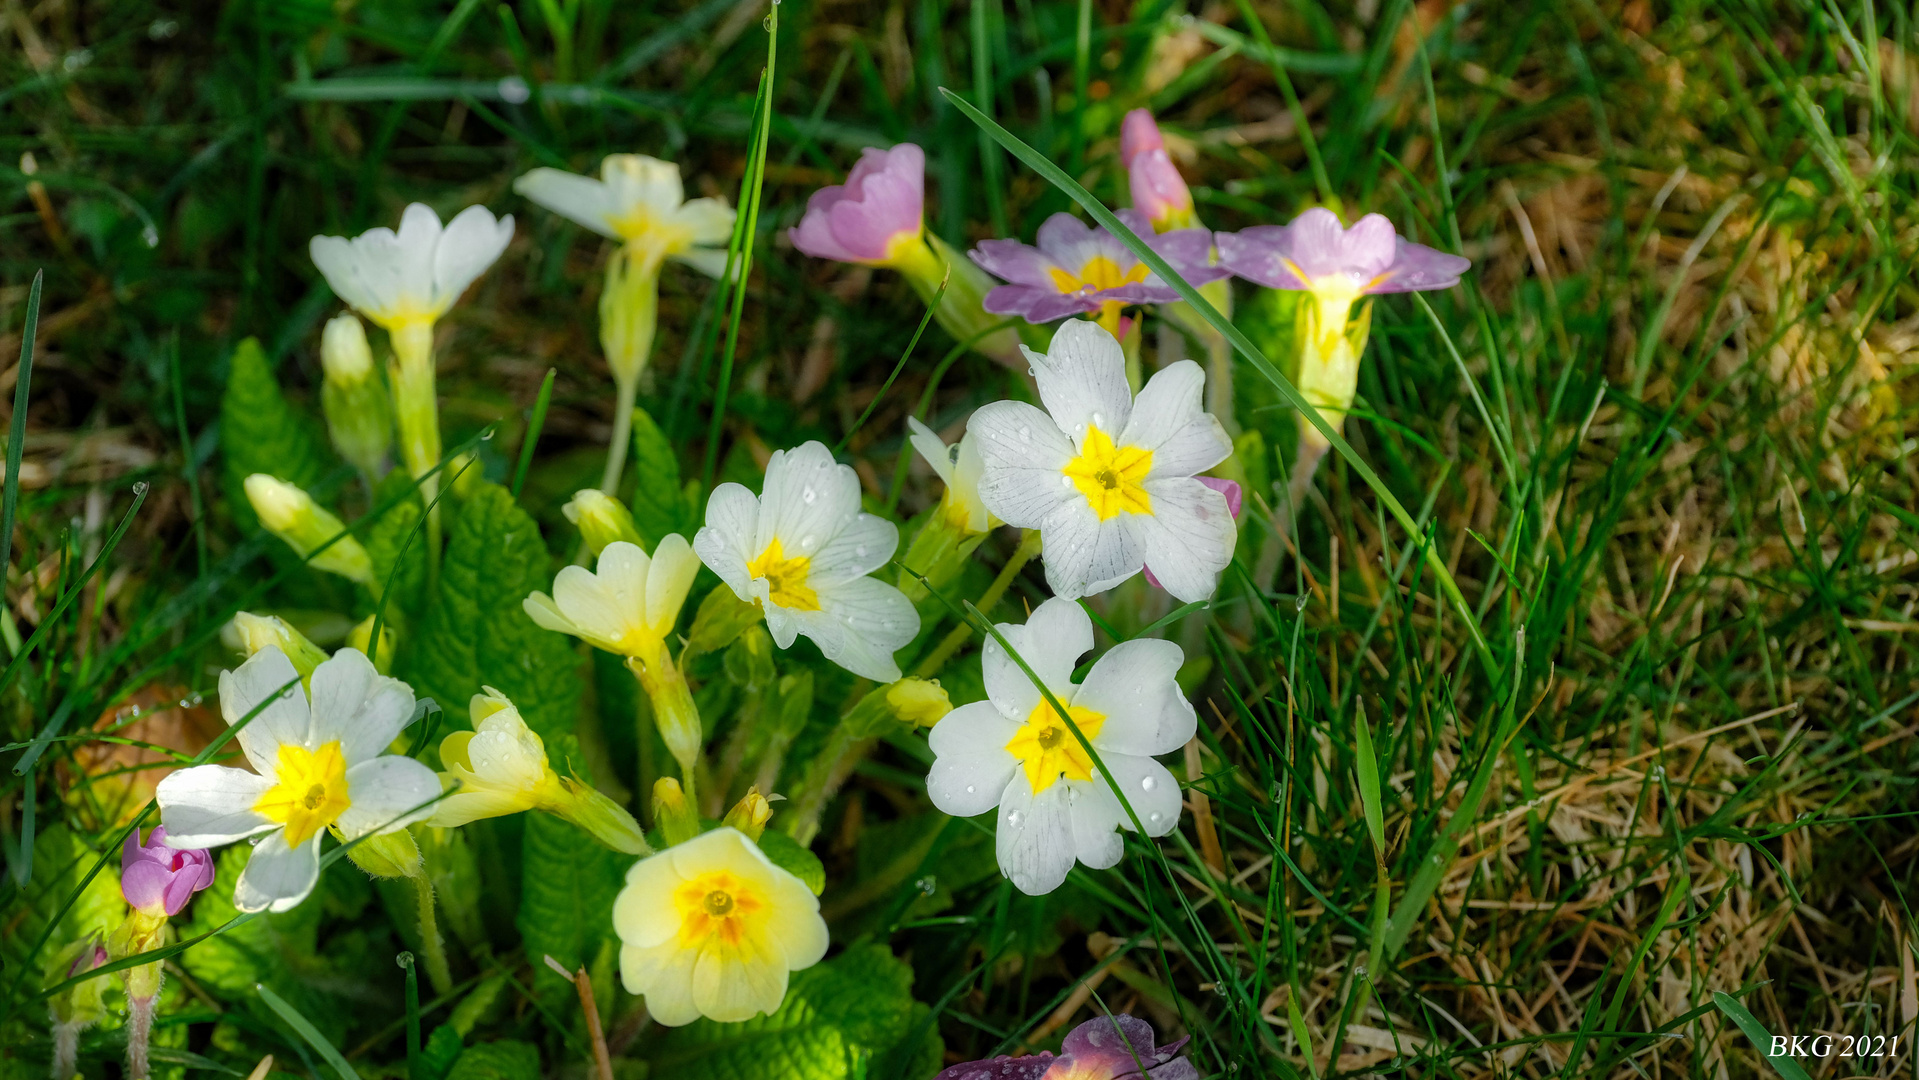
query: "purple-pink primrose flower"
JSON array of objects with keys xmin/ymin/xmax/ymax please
[
  {"xmin": 1217, "ymin": 207, "xmax": 1470, "ymax": 301},
  {"xmin": 1119, "ymin": 110, "xmax": 1195, "ymax": 231},
  {"xmin": 934, "ymin": 1015, "xmax": 1198, "ymax": 1080},
  {"xmin": 789, "ymin": 144, "xmax": 926, "ymax": 266},
  {"xmin": 1144, "ymin": 477, "xmax": 1240, "ymax": 592},
  {"xmin": 969, "ymin": 209, "xmax": 1224, "ymax": 334},
  {"xmin": 122, "ymin": 826, "xmax": 215, "ymax": 916}
]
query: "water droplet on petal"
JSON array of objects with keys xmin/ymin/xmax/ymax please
[
  {"xmin": 965, "ymin": 785, "xmax": 977, "ymax": 794},
  {"xmin": 1140, "ymin": 776, "xmax": 1157, "ymax": 792},
  {"xmin": 802, "ymin": 486, "xmax": 817, "ymax": 504},
  {"xmin": 1005, "ymin": 810, "xmax": 1023, "ymax": 828},
  {"xmin": 855, "ymin": 545, "xmax": 867, "ymax": 557},
  {"xmin": 1148, "ymin": 811, "xmax": 1164, "ymax": 824},
  {"xmin": 1090, "ymin": 412, "xmax": 1104, "ymax": 429}
]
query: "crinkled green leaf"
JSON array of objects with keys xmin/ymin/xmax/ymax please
[
  {"xmin": 755, "ymin": 829, "xmax": 825, "ymax": 896},
  {"xmin": 444, "ymin": 1040, "xmax": 540, "ymax": 1080},
  {"xmin": 627, "ymin": 406, "xmax": 688, "ymax": 546},
  {"xmin": 404, "ymin": 480, "xmax": 582, "ymax": 738},
  {"xmin": 7, "ymin": 824, "xmax": 124, "ymax": 983},
  {"xmin": 418, "ymin": 1025, "xmax": 465, "ymax": 1080},
  {"xmin": 362, "ymin": 470, "xmax": 427, "ymax": 623},
  {"xmin": 517, "ymin": 807, "xmax": 627, "ymax": 991},
  {"xmin": 219, "ymin": 336, "xmax": 336, "ymax": 532},
  {"xmin": 644, "ymin": 944, "xmax": 936, "ymax": 1080}
]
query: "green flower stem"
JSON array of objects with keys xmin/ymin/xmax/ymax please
[
  {"xmin": 601, "ymin": 374, "xmax": 639, "ymax": 496},
  {"xmin": 389, "ymin": 323, "xmax": 443, "ymax": 591},
  {"xmin": 409, "ymin": 869, "xmax": 453, "ymax": 996},
  {"xmin": 914, "ymin": 528, "xmax": 1042, "ymax": 678},
  {"xmin": 599, "ymin": 248, "xmax": 662, "ymax": 495},
  {"xmin": 628, "ymin": 648, "xmax": 703, "ymax": 800}
]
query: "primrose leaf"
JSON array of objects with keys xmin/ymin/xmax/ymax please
[
  {"xmin": 405, "ymin": 480, "xmax": 582, "ymax": 738},
  {"xmin": 628, "ymin": 405, "xmax": 688, "ymax": 546},
  {"xmin": 444, "ymin": 1040, "xmax": 541, "ymax": 1080},
  {"xmin": 219, "ymin": 336, "xmax": 336, "ymax": 532},
  {"xmin": 517, "ymin": 807, "xmax": 627, "ymax": 992},
  {"xmin": 755, "ymin": 830, "xmax": 825, "ymax": 896},
  {"xmin": 6, "ymin": 824, "xmax": 124, "ymax": 983},
  {"xmin": 418, "ymin": 1025, "xmax": 465, "ymax": 1080},
  {"xmin": 642, "ymin": 944, "xmax": 938, "ymax": 1080},
  {"xmin": 362, "ymin": 470, "xmax": 427, "ymax": 623}
]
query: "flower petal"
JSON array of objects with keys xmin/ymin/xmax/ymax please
[
  {"xmin": 432, "ymin": 205, "xmax": 513, "ymax": 312},
  {"xmin": 757, "ymin": 441, "xmax": 861, "ymax": 560},
  {"xmin": 1371, "ymin": 236, "xmax": 1472, "ymax": 293},
  {"xmin": 513, "ymin": 168, "xmax": 623, "ymax": 239},
  {"xmin": 1075, "ymin": 638, "xmax": 1196, "ymax": 756},
  {"xmin": 218, "ymin": 647, "xmax": 309, "ymax": 778},
  {"xmin": 1097, "ymin": 753, "xmax": 1182, "ymax": 836},
  {"xmin": 1032, "ymin": 320, "xmax": 1133, "ymax": 445},
  {"xmin": 994, "ymin": 772, "xmax": 1076, "ymax": 896},
  {"xmin": 968, "ymin": 401, "xmax": 1075, "ymax": 528},
  {"xmin": 1036, "ymin": 501, "xmax": 1143, "ymax": 600},
  {"xmin": 1122, "ymin": 360, "xmax": 1232, "ymax": 478},
  {"xmin": 612, "ymin": 852, "xmax": 686, "ymax": 949},
  {"xmin": 907, "ymin": 417, "xmax": 958, "ymax": 487},
  {"xmin": 691, "ymin": 932, "xmax": 789, "ymax": 1023},
  {"xmin": 645, "ymin": 534, "xmax": 703, "ymax": 635},
  {"xmin": 621, "ymin": 940, "xmax": 703, "ymax": 1026},
  {"xmin": 762, "ymin": 872, "xmax": 830, "ymax": 969},
  {"xmin": 307, "ymin": 647, "xmax": 416, "ymax": 765},
  {"xmin": 808, "ymin": 513, "xmax": 897, "ymax": 585},
  {"xmin": 796, "ymin": 576, "xmax": 919, "ymax": 682},
  {"xmin": 984, "ymin": 596, "xmax": 1091, "ymax": 713},
  {"xmin": 155, "ymin": 765, "xmax": 276, "ymax": 847},
  {"xmin": 1215, "ymin": 225, "xmax": 1306, "ymax": 290},
  {"xmin": 927, "ymin": 703, "xmax": 1021, "ymax": 817},
  {"xmin": 1068, "ymin": 780, "xmax": 1124, "ymax": 870},
  {"xmin": 693, "ymin": 482, "xmax": 761, "ymax": 602},
  {"xmin": 1134, "ymin": 478, "xmax": 1236, "ymax": 603},
  {"xmin": 334, "ymin": 756, "xmax": 442, "ymax": 839},
  {"xmin": 233, "ymin": 830, "xmax": 322, "ymax": 914}
]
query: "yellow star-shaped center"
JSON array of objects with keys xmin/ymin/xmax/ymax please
[
  {"xmin": 1004, "ymin": 700, "xmax": 1107, "ymax": 794},
  {"xmin": 1062, "ymin": 426, "xmax": 1154, "ymax": 521}
]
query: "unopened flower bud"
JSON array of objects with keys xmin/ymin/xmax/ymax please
[
  {"xmin": 563, "ymin": 490, "xmax": 644, "ymax": 556},
  {"xmin": 343, "ymin": 828, "xmax": 423, "ymax": 880},
  {"xmin": 346, "ymin": 615, "xmax": 396, "ymax": 674},
  {"xmin": 885, "ymin": 678, "xmax": 952, "ymax": 728},
  {"xmin": 651, "ymin": 777, "xmax": 701, "ymax": 847},
  {"xmin": 721, "ymin": 788, "xmax": 773, "ymax": 840},
  {"xmin": 244, "ymin": 475, "xmax": 375, "ymax": 586},
  {"xmin": 319, "ymin": 313, "xmax": 393, "ymax": 476},
  {"xmin": 229, "ymin": 612, "xmax": 329, "ymax": 686},
  {"xmin": 684, "ymin": 584, "xmax": 765, "ymax": 661},
  {"xmin": 1120, "ymin": 109, "xmax": 1196, "ymax": 232},
  {"xmin": 557, "ymin": 780, "xmax": 651, "ymax": 854}
]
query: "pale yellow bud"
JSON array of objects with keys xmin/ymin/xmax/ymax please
[
  {"xmin": 885, "ymin": 677, "xmax": 952, "ymax": 728},
  {"xmin": 346, "ymin": 615, "xmax": 396, "ymax": 674},
  {"xmin": 230, "ymin": 612, "xmax": 328, "ymax": 685},
  {"xmin": 320, "ymin": 313, "xmax": 392, "ymax": 475},
  {"xmin": 243, "ymin": 475, "xmax": 376, "ymax": 586},
  {"xmin": 721, "ymin": 788, "xmax": 773, "ymax": 841},
  {"xmin": 562, "ymin": 490, "xmax": 643, "ymax": 556},
  {"xmin": 343, "ymin": 828, "xmax": 424, "ymax": 879},
  {"xmin": 652, "ymin": 777, "xmax": 701, "ymax": 847},
  {"xmin": 321, "ymin": 313, "xmax": 375, "ymax": 383}
]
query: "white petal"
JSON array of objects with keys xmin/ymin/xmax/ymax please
[
  {"xmin": 927, "ymin": 702, "xmax": 1022, "ymax": 817},
  {"xmin": 432, "ymin": 205, "xmax": 512, "ymax": 311},
  {"xmin": 1135, "ymin": 479, "xmax": 1236, "ymax": 603},
  {"xmin": 309, "ymin": 235, "xmax": 383, "ymax": 316},
  {"xmin": 155, "ymin": 765, "xmax": 277, "ymax": 846},
  {"xmin": 334, "ymin": 756, "xmax": 443, "ymax": 838},
  {"xmin": 694, "ymin": 483, "xmax": 761, "ymax": 601},
  {"xmin": 994, "ymin": 772, "xmax": 1076, "ymax": 896},
  {"xmin": 1121, "ymin": 360, "xmax": 1232, "ymax": 477},
  {"xmin": 393, "ymin": 204, "xmax": 444, "ymax": 312},
  {"xmin": 906, "ymin": 417, "xmax": 957, "ymax": 486},
  {"xmin": 762, "ymin": 602, "xmax": 801, "ymax": 649},
  {"xmin": 513, "ymin": 168, "xmax": 623, "ymax": 239},
  {"xmin": 553, "ymin": 563, "xmax": 636, "ymax": 648},
  {"xmin": 757, "ymin": 442, "xmax": 860, "ymax": 560},
  {"xmin": 645, "ymin": 534, "xmax": 703, "ymax": 635},
  {"xmin": 523, "ymin": 592, "xmax": 590, "ymax": 642},
  {"xmin": 307, "ymin": 648, "xmax": 416, "ymax": 765},
  {"xmin": 1068, "ymin": 781, "xmax": 1125, "ymax": 869},
  {"xmin": 218, "ymin": 647, "xmax": 309, "ymax": 778},
  {"xmin": 969, "ymin": 401, "xmax": 1075, "ymax": 528},
  {"xmin": 674, "ymin": 198, "xmax": 738, "ymax": 246},
  {"xmin": 808, "ymin": 513, "xmax": 897, "ymax": 585},
  {"xmin": 1031, "ymin": 320, "xmax": 1133, "ymax": 446},
  {"xmin": 671, "ymin": 245, "xmax": 733, "ymax": 279},
  {"xmin": 983, "ymin": 597, "xmax": 1090, "ymax": 717},
  {"xmin": 1075, "ymin": 638, "xmax": 1195, "ymax": 756},
  {"xmin": 233, "ymin": 830, "xmax": 322, "ymax": 914},
  {"xmin": 1037, "ymin": 501, "xmax": 1143, "ymax": 600},
  {"xmin": 796, "ymin": 576, "xmax": 918, "ymax": 682},
  {"xmin": 1097, "ymin": 754, "xmax": 1183, "ymax": 836}
]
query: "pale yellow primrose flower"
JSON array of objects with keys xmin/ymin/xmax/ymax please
[
  {"xmin": 514, "ymin": 155, "xmax": 735, "ymax": 281},
  {"xmin": 906, "ymin": 417, "xmax": 995, "ymax": 535},
  {"xmin": 427, "ymin": 688, "xmax": 648, "ymax": 853},
  {"xmin": 244, "ymin": 474, "xmax": 375, "ymax": 587},
  {"xmin": 693, "ymin": 441, "xmax": 920, "ymax": 683},
  {"xmin": 563, "ymin": 489, "xmax": 644, "ymax": 556},
  {"xmin": 155, "ymin": 646, "xmax": 438, "ymax": 913},
  {"xmin": 612, "ymin": 827, "xmax": 828, "ymax": 1026},
  {"xmin": 523, "ymin": 538, "xmax": 705, "ymax": 774},
  {"xmin": 228, "ymin": 612, "xmax": 328, "ymax": 686}
]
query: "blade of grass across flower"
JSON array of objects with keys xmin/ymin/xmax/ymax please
[
  {"xmin": 936, "ymin": 86, "xmax": 1497, "ymax": 682},
  {"xmin": 512, "ymin": 368, "xmax": 556, "ymax": 498},
  {"xmin": 259, "ymin": 983, "xmax": 361, "ymax": 1080}
]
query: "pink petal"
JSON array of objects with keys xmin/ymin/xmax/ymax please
[{"xmin": 1120, "ymin": 109, "xmax": 1164, "ymax": 168}]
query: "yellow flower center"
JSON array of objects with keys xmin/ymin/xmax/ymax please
[
  {"xmin": 1005, "ymin": 701, "xmax": 1107, "ymax": 794},
  {"xmin": 674, "ymin": 871, "xmax": 764, "ymax": 948},
  {"xmin": 604, "ymin": 210, "xmax": 694, "ymax": 260},
  {"xmin": 1062, "ymin": 426, "xmax": 1154, "ymax": 521},
  {"xmin": 254, "ymin": 741, "xmax": 351, "ymax": 849},
  {"xmin": 1048, "ymin": 255, "xmax": 1148, "ymax": 295},
  {"xmin": 746, "ymin": 538, "xmax": 821, "ymax": 612}
]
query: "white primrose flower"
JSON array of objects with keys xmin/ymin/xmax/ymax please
[
  {"xmin": 907, "ymin": 417, "xmax": 995, "ymax": 535},
  {"xmin": 968, "ymin": 319, "xmax": 1236, "ymax": 602},
  {"xmin": 694, "ymin": 441, "xmax": 920, "ymax": 683},
  {"xmin": 308, "ymin": 203, "xmax": 514, "ymax": 340},
  {"xmin": 925, "ymin": 597, "xmax": 1194, "ymax": 896},
  {"xmin": 155, "ymin": 647, "xmax": 438, "ymax": 913},
  {"xmin": 514, "ymin": 154, "xmax": 735, "ymax": 278}
]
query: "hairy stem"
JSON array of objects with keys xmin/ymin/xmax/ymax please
[
  {"xmin": 914, "ymin": 528, "xmax": 1043, "ymax": 678},
  {"xmin": 410, "ymin": 871, "xmax": 453, "ymax": 995}
]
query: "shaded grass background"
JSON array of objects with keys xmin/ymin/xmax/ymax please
[{"xmin": 4, "ymin": 0, "xmax": 1919, "ymax": 1077}]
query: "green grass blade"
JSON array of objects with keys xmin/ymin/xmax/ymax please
[
  {"xmin": 0, "ymin": 270, "xmax": 40, "ymax": 613},
  {"xmin": 836, "ymin": 275, "xmax": 948, "ymax": 455},
  {"xmin": 258, "ymin": 982, "xmax": 363, "ymax": 1080},
  {"xmin": 511, "ymin": 368, "xmax": 556, "ymax": 499},
  {"xmin": 1710, "ymin": 991, "xmax": 1815, "ymax": 1080}
]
